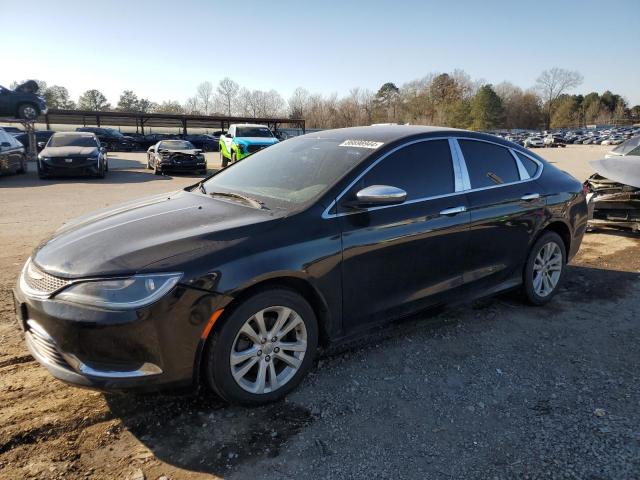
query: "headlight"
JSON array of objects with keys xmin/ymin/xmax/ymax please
[{"xmin": 55, "ymin": 273, "xmax": 182, "ymax": 309}]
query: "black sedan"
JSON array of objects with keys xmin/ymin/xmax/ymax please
[
  {"xmin": 147, "ymin": 140, "xmax": 207, "ymax": 175},
  {"xmin": 38, "ymin": 132, "xmax": 108, "ymax": 179},
  {"xmin": 0, "ymin": 127, "xmax": 27, "ymax": 175},
  {"xmin": 13, "ymin": 126, "xmax": 587, "ymax": 404}
]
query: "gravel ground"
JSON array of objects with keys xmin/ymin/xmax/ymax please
[{"xmin": 1, "ymin": 145, "xmax": 638, "ymax": 480}]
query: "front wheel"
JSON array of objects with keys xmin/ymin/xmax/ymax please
[
  {"xmin": 523, "ymin": 231, "xmax": 566, "ymax": 305},
  {"xmin": 203, "ymin": 288, "xmax": 318, "ymax": 405},
  {"xmin": 221, "ymin": 150, "xmax": 229, "ymax": 168}
]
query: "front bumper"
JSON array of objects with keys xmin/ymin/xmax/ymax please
[
  {"xmin": 159, "ymin": 161, "xmax": 206, "ymax": 172},
  {"xmin": 13, "ymin": 281, "xmax": 229, "ymax": 391},
  {"xmin": 40, "ymin": 159, "xmax": 100, "ymax": 177}
]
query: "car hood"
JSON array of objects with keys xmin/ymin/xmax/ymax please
[
  {"xmin": 590, "ymin": 156, "xmax": 640, "ymax": 189},
  {"xmin": 41, "ymin": 146, "xmax": 99, "ymax": 157},
  {"xmin": 235, "ymin": 137, "xmax": 279, "ymax": 145},
  {"xmin": 161, "ymin": 149, "xmax": 202, "ymax": 155},
  {"xmin": 32, "ymin": 190, "xmax": 282, "ymax": 278}
]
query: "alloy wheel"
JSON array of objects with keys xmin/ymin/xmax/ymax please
[
  {"xmin": 532, "ymin": 242, "xmax": 562, "ymax": 297},
  {"xmin": 230, "ymin": 306, "xmax": 307, "ymax": 394}
]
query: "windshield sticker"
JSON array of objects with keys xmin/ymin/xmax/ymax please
[{"xmin": 339, "ymin": 140, "xmax": 384, "ymax": 149}]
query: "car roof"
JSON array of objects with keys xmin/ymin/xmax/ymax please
[
  {"xmin": 232, "ymin": 123, "xmax": 269, "ymax": 128},
  {"xmin": 53, "ymin": 131, "xmax": 96, "ymax": 137},
  {"xmin": 300, "ymin": 125, "xmax": 480, "ymax": 144}
]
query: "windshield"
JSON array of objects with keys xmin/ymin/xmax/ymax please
[
  {"xmin": 159, "ymin": 140, "xmax": 195, "ymax": 150},
  {"xmin": 236, "ymin": 127, "xmax": 273, "ymax": 138},
  {"xmin": 49, "ymin": 135, "xmax": 99, "ymax": 148},
  {"xmin": 105, "ymin": 129, "xmax": 125, "ymax": 138},
  {"xmin": 612, "ymin": 136, "xmax": 640, "ymax": 155},
  {"xmin": 202, "ymin": 136, "xmax": 372, "ymax": 208}
]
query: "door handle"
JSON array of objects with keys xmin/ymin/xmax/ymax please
[
  {"xmin": 521, "ymin": 193, "xmax": 541, "ymax": 201},
  {"xmin": 439, "ymin": 206, "xmax": 467, "ymax": 216}
]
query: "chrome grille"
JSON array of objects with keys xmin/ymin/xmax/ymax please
[
  {"xmin": 23, "ymin": 261, "xmax": 71, "ymax": 296},
  {"xmin": 25, "ymin": 320, "xmax": 71, "ymax": 370}
]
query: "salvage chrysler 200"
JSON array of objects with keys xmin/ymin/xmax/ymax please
[{"xmin": 13, "ymin": 126, "xmax": 587, "ymax": 404}]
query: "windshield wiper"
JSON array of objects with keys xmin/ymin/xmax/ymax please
[
  {"xmin": 198, "ymin": 182, "xmax": 207, "ymax": 194},
  {"xmin": 208, "ymin": 191, "xmax": 266, "ymax": 209}
]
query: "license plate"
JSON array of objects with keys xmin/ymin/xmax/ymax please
[{"xmin": 65, "ymin": 158, "xmax": 73, "ymax": 163}]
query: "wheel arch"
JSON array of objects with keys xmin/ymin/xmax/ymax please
[
  {"xmin": 539, "ymin": 220, "xmax": 572, "ymax": 257},
  {"xmin": 194, "ymin": 274, "xmax": 333, "ymax": 387}
]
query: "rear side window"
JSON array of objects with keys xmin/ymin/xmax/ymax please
[
  {"xmin": 514, "ymin": 151, "xmax": 539, "ymax": 177},
  {"xmin": 358, "ymin": 140, "xmax": 455, "ymax": 200},
  {"xmin": 459, "ymin": 140, "xmax": 520, "ymax": 188},
  {"xmin": 628, "ymin": 146, "xmax": 640, "ymax": 156}
]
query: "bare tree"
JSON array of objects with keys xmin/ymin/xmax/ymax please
[
  {"xmin": 535, "ymin": 68, "xmax": 583, "ymax": 128},
  {"xmin": 184, "ymin": 96, "xmax": 201, "ymax": 115},
  {"xmin": 217, "ymin": 77, "xmax": 239, "ymax": 116},
  {"xmin": 195, "ymin": 81, "xmax": 214, "ymax": 115},
  {"xmin": 288, "ymin": 87, "xmax": 310, "ymax": 119}
]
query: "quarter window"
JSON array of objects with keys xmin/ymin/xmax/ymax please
[
  {"xmin": 514, "ymin": 151, "xmax": 539, "ymax": 177},
  {"xmin": 356, "ymin": 140, "xmax": 455, "ymax": 200},
  {"xmin": 459, "ymin": 140, "xmax": 520, "ymax": 188}
]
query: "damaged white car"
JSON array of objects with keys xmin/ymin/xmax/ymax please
[{"xmin": 584, "ymin": 138, "xmax": 640, "ymax": 232}]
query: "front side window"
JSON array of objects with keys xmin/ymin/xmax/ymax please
[
  {"xmin": 354, "ymin": 139, "xmax": 455, "ymax": 200},
  {"xmin": 459, "ymin": 140, "xmax": 520, "ymax": 188}
]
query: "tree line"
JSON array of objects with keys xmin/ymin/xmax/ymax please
[{"xmin": 12, "ymin": 68, "xmax": 640, "ymax": 130}]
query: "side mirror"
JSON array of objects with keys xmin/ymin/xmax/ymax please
[
  {"xmin": 350, "ymin": 185, "xmax": 407, "ymax": 208},
  {"xmin": 37, "ymin": 141, "xmax": 46, "ymax": 148},
  {"xmin": 100, "ymin": 147, "xmax": 106, "ymax": 152}
]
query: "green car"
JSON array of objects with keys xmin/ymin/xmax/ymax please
[{"xmin": 219, "ymin": 124, "xmax": 279, "ymax": 167}]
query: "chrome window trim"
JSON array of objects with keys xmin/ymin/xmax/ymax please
[
  {"xmin": 510, "ymin": 149, "xmax": 531, "ymax": 180},
  {"xmin": 321, "ymin": 137, "xmax": 460, "ymax": 219},
  {"xmin": 321, "ymin": 136, "xmax": 544, "ymax": 219},
  {"xmin": 452, "ymin": 137, "xmax": 544, "ymax": 194}
]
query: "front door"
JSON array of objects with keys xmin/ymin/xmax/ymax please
[{"xmin": 338, "ymin": 138, "xmax": 470, "ymax": 332}]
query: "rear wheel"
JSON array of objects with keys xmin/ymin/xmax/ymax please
[
  {"xmin": 203, "ymin": 288, "xmax": 318, "ymax": 405},
  {"xmin": 523, "ymin": 231, "xmax": 566, "ymax": 305}
]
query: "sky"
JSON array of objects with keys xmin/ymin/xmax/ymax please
[{"xmin": 3, "ymin": 0, "xmax": 640, "ymax": 106}]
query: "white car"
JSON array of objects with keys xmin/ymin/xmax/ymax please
[
  {"xmin": 601, "ymin": 136, "xmax": 624, "ymax": 146},
  {"xmin": 605, "ymin": 136, "xmax": 640, "ymax": 158},
  {"xmin": 524, "ymin": 136, "xmax": 544, "ymax": 148}
]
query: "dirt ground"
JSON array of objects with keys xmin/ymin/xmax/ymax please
[{"xmin": 1, "ymin": 145, "xmax": 639, "ymax": 479}]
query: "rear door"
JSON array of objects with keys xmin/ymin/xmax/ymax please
[
  {"xmin": 455, "ymin": 138, "xmax": 545, "ymax": 289},
  {"xmin": 338, "ymin": 138, "xmax": 470, "ymax": 332}
]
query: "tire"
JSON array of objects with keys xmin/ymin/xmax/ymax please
[
  {"xmin": 147, "ymin": 155, "xmax": 152, "ymax": 169},
  {"xmin": 523, "ymin": 231, "xmax": 566, "ymax": 305},
  {"xmin": 221, "ymin": 150, "xmax": 228, "ymax": 168},
  {"xmin": 16, "ymin": 157, "xmax": 26, "ymax": 174},
  {"xmin": 203, "ymin": 288, "xmax": 318, "ymax": 405},
  {"xmin": 96, "ymin": 162, "xmax": 105, "ymax": 179},
  {"xmin": 37, "ymin": 163, "xmax": 46, "ymax": 179},
  {"xmin": 153, "ymin": 161, "xmax": 162, "ymax": 175},
  {"xmin": 18, "ymin": 104, "xmax": 38, "ymax": 120},
  {"xmin": 231, "ymin": 151, "xmax": 237, "ymax": 164},
  {"xmin": 105, "ymin": 161, "xmax": 109, "ymax": 172}
]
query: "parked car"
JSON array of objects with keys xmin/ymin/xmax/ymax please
[
  {"xmin": 524, "ymin": 136, "xmax": 544, "ymax": 148},
  {"xmin": 584, "ymin": 156, "xmax": 640, "ymax": 232},
  {"xmin": 2, "ymin": 126, "xmax": 23, "ymax": 135},
  {"xmin": 75, "ymin": 127, "xmax": 136, "ymax": 151},
  {"xmin": 13, "ymin": 126, "xmax": 587, "ymax": 404},
  {"xmin": 182, "ymin": 134, "xmax": 218, "ymax": 152},
  {"xmin": 543, "ymin": 135, "xmax": 566, "ymax": 148},
  {"xmin": 15, "ymin": 130, "xmax": 56, "ymax": 151},
  {"xmin": 0, "ymin": 81, "xmax": 48, "ymax": 120},
  {"xmin": 146, "ymin": 139, "xmax": 207, "ymax": 175},
  {"xmin": 219, "ymin": 123, "xmax": 278, "ymax": 167},
  {"xmin": 37, "ymin": 132, "xmax": 108, "ymax": 179},
  {"xmin": 0, "ymin": 127, "xmax": 27, "ymax": 175}
]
